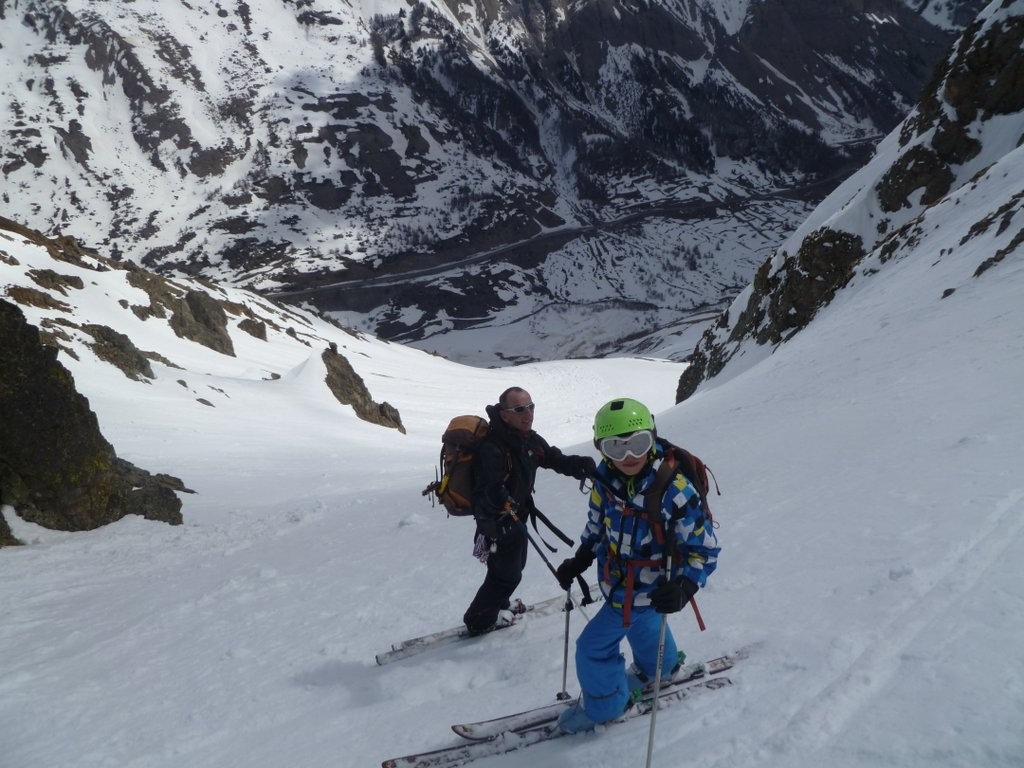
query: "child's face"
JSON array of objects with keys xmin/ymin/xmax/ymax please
[{"xmin": 611, "ymin": 453, "xmax": 647, "ymax": 476}]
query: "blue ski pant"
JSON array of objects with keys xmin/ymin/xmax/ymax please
[{"xmin": 575, "ymin": 601, "xmax": 678, "ymax": 723}]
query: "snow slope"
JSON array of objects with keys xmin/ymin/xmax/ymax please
[{"xmin": 3, "ymin": 144, "xmax": 1023, "ymax": 768}]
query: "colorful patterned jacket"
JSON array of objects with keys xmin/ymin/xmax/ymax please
[{"xmin": 579, "ymin": 443, "xmax": 720, "ymax": 621}]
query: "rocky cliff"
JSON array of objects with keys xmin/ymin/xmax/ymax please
[
  {"xmin": 0, "ymin": 298, "xmax": 186, "ymax": 543},
  {"xmin": 677, "ymin": 3, "xmax": 1024, "ymax": 401}
]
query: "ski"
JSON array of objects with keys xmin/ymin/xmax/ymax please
[
  {"xmin": 451, "ymin": 651, "xmax": 739, "ymax": 740},
  {"xmin": 375, "ymin": 586, "xmax": 600, "ymax": 665},
  {"xmin": 380, "ymin": 674, "xmax": 734, "ymax": 768}
]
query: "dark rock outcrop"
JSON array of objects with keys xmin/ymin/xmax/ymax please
[
  {"xmin": 322, "ymin": 344, "xmax": 405, "ymax": 433},
  {"xmin": 124, "ymin": 267, "xmax": 237, "ymax": 356},
  {"xmin": 0, "ymin": 299, "xmax": 188, "ymax": 543},
  {"xmin": 878, "ymin": 7, "xmax": 1024, "ymax": 212},
  {"xmin": 168, "ymin": 289, "xmax": 236, "ymax": 356},
  {"xmin": 0, "ymin": 507, "xmax": 20, "ymax": 546},
  {"xmin": 82, "ymin": 323, "xmax": 156, "ymax": 381},
  {"xmin": 676, "ymin": 228, "xmax": 865, "ymax": 402}
]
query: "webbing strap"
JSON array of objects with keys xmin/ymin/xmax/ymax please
[
  {"xmin": 530, "ymin": 506, "xmax": 574, "ymax": 549},
  {"xmin": 596, "ymin": 455, "xmax": 693, "ymax": 627},
  {"xmin": 605, "ymin": 557, "xmax": 660, "ymax": 627}
]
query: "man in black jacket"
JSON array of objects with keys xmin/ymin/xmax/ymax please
[{"xmin": 463, "ymin": 386, "xmax": 596, "ymax": 635}]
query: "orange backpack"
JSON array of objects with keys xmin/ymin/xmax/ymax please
[{"xmin": 422, "ymin": 415, "xmax": 490, "ymax": 516}]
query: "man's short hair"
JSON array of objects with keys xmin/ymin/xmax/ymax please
[{"xmin": 498, "ymin": 386, "xmax": 528, "ymax": 408}]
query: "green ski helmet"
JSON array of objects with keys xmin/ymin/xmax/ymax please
[{"xmin": 593, "ymin": 398, "xmax": 655, "ymax": 446}]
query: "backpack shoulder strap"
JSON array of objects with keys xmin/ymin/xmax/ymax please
[
  {"xmin": 655, "ymin": 439, "xmax": 713, "ymax": 517},
  {"xmin": 474, "ymin": 437, "xmax": 513, "ymax": 478},
  {"xmin": 643, "ymin": 448, "xmax": 679, "ymax": 543},
  {"xmin": 646, "ymin": 441, "xmax": 688, "ymax": 512}
]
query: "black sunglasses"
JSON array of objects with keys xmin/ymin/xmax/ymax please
[{"xmin": 502, "ymin": 402, "xmax": 536, "ymax": 414}]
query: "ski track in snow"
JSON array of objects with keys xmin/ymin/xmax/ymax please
[{"xmin": 711, "ymin": 490, "xmax": 1024, "ymax": 768}]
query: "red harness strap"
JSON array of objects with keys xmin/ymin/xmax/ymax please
[
  {"xmin": 604, "ymin": 556, "xmax": 661, "ymax": 627},
  {"xmin": 609, "ymin": 475, "xmax": 707, "ymax": 629}
]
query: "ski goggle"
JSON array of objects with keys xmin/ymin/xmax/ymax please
[{"xmin": 598, "ymin": 430, "xmax": 654, "ymax": 461}]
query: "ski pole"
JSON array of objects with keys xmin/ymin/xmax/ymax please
[
  {"xmin": 690, "ymin": 595, "xmax": 706, "ymax": 631},
  {"xmin": 511, "ymin": 511, "xmax": 561, "ymax": 579},
  {"xmin": 512, "ymin": 513, "xmax": 588, "ymax": 701},
  {"xmin": 644, "ymin": 550, "xmax": 673, "ymax": 768},
  {"xmin": 512, "ymin": 512, "xmax": 594, "ymax": 604},
  {"xmin": 557, "ymin": 588, "xmax": 573, "ymax": 701}
]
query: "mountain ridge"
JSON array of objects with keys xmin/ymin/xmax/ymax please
[
  {"xmin": 0, "ymin": 0, "xmax": 987, "ymax": 362},
  {"xmin": 675, "ymin": 1, "xmax": 1023, "ymax": 402}
]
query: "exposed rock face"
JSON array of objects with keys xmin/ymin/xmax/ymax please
[
  {"xmin": 878, "ymin": 6, "xmax": 1024, "ymax": 212},
  {"xmin": 0, "ymin": 507, "xmax": 20, "ymax": 546},
  {"xmin": 322, "ymin": 345, "xmax": 405, "ymax": 433},
  {"xmin": 0, "ymin": 299, "xmax": 187, "ymax": 541},
  {"xmin": 4, "ymin": 216, "xmax": 410, "ymax": 437},
  {"xmin": 0, "ymin": 216, "xmax": 99, "ymax": 268},
  {"xmin": 677, "ymin": 229, "xmax": 865, "ymax": 401},
  {"xmin": 757, "ymin": 230, "xmax": 866, "ymax": 346},
  {"xmin": 676, "ymin": 5, "xmax": 1024, "ymax": 403},
  {"xmin": 168, "ymin": 290, "xmax": 236, "ymax": 357},
  {"xmin": 82, "ymin": 323, "xmax": 156, "ymax": 381}
]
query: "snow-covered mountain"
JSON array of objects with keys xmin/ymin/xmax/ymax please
[
  {"xmin": 0, "ymin": 0, "xmax": 986, "ymax": 363},
  {"xmin": 677, "ymin": 0, "xmax": 1024, "ymax": 400},
  {"xmin": 2, "ymin": 4, "xmax": 1023, "ymax": 768}
]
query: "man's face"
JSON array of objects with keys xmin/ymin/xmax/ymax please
[{"xmin": 499, "ymin": 389, "xmax": 535, "ymax": 435}]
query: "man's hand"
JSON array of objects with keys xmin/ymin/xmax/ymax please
[{"xmin": 569, "ymin": 456, "xmax": 598, "ymax": 480}]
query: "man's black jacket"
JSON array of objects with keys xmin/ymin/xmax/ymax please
[{"xmin": 471, "ymin": 403, "xmax": 589, "ymax": 533}]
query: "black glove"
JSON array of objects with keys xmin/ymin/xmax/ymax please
[
  {"xmin": 649, "ymin": 577, "xmax": 699, "ymax": 614},
  {"xmin": 568, "ymin": 456, "xmax": 598, "ymax": 481},
  {"xmin": 555, "ymin": 546, "xmax": 596, "ymax": 590}
]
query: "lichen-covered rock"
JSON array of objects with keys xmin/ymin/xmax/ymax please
[
  {"xmin": 322, "ymin": 345, "xmax": 405, "ymax": 433},
  {"xmin": 83, "ymin": 323, "xmax": 156, "ymax": 381},
  {"xmin": 877, "ymin": 145, "xmax": 958, "ymax": 212},
  {"xmin": 760, "ymin": 230, "xmax": 865, "ymax": 344},
  {"xmin": 0, "ymin": 508, "xmax": 21, "ymax": 546},
  {"xmin": 0, "ymin": 299, "xmax": 187, "ymax": 541},
  {"xmin": 676, "ymin": 228, "xmax": 864, "ymax": 403}
]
